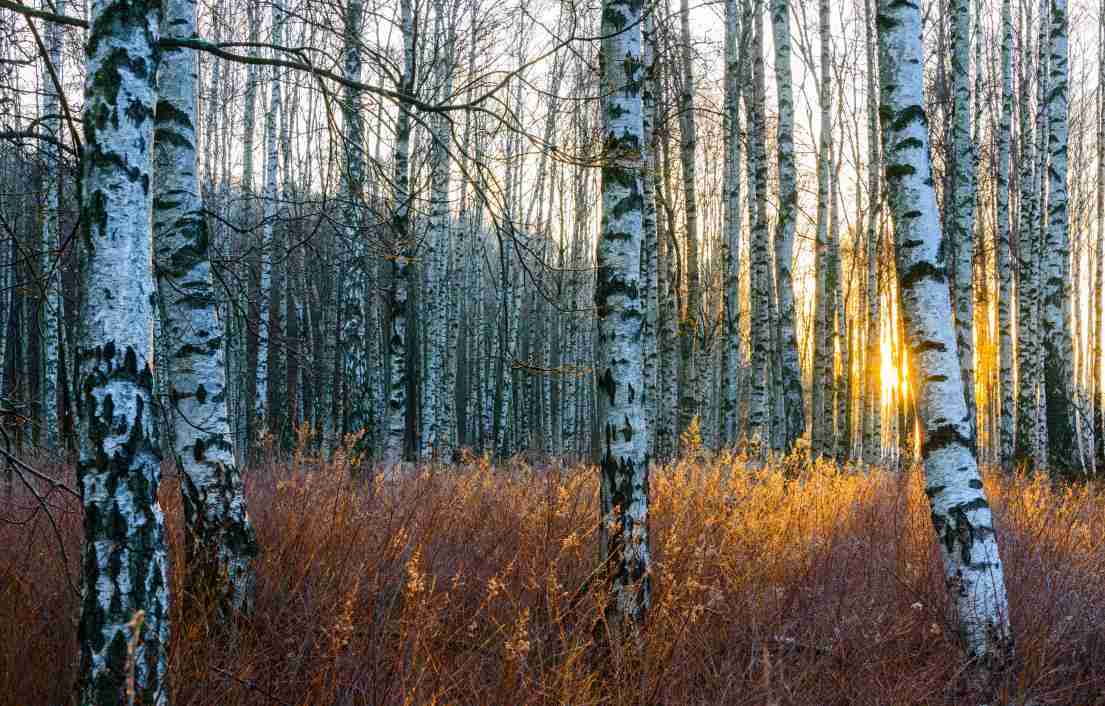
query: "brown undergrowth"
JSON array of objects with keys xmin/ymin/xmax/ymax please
[{"xmin": 2, "ymin": 445, "xmax": 1104, "ymax": 705}]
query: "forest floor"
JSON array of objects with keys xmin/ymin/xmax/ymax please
[{"xmin": 2, "ymin": 446, "xmax": 1105, "ymax": 705}]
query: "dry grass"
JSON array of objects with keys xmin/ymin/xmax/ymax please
[{"xmin": 2, "ymin": 445, "xmax": 1105, "ymax": 705}]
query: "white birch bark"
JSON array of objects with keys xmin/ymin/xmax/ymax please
[
  {"xmin": 1096, "ymin": 0, "xmax": 1105, "ymax": 465},
  {"xmin": 1015, "ymin": 0, "xmax": 1042, "ymax": 464},
  {"xmin": 320, "ymin": 254, "xmax": 340, "ymax": 456},
  {"xmin": 154, "ymin": 0, "xmax": 258, "ymax": 611},
  {"xmin": 641, "ymin": 12, "xmax": 659, "ymax": 454},
  {"xmin": 239, "ymin": 0, "xmax": 258, "ymax": 201},
  {"xmin": 675, "ymin": 0, "xmax": 701, "ymax": 439},
  {"xmin": 1042, "ymin": 0, "xmax": 1077, "ymax": 472},
  {"xmin": 384, "ymin": 0, "xmax": 415, "ymax": 466},
  {"xmin": 877, "ymin": 0, "xmax": 1014, "ymax": 681},
  {"xmin": 770, "ymin": 0, "xmax": 804, "ymax": 451},
  {"xmin": 40, "ymin": 0, "xmax": 64, "ymax": 449},
  {"xmin": 812, "ymin": 0, "xmax": 833, "ymax": 457},
  {"xmin": 278, "ymin": 49, "xmax": 297, "ymax": 448},
  {"xmin": 234, "ymin": 0, "xmax": 260, "ymax": 460},
  {"xmin": 746, "ymin": 0, "xmax": 772, "ymax": 446},
  {"xmin": 341, "ymin": 0, "xmax": 369, "ymax": 453},
  {"xmin": 77, "ymin": 0, "xmax": 170, "ymax": 699},
  {"xmin": 597, "ymin": 0, "xmax": 650, "ymax": 622},
  {"xmin": 256, "ymin": 0, "xmax": 283, "ymax": 440},
  {"xmin": 654, "ymin": 165, "xmax": 671, "ymax": 455},
  {"xmin": 997, "ymin": 0, "xmax": 1015, "ymax": 467},
  {"xmin": 863, "ymin": 0, "xmax": 882, "ymax": 465},
  {"xmin": 722, "ymin": 0, "xmax": 743, "ymax": 445},
  {"xmin": 201, "ymin": 7, "xmax": 220, "ymax": 199},
  {"xmin": 1032, "ymin": 0, "xmax": 1050, "ymax": 465},
  {"xmin": 830, "ymin": 147, "xmax": 847, "ymax": 456},
  {"xmin": 424, "ymin": 0, "xmax": 454, "ymax": 460},
  {"xmin": 950, "ymin": 0, "xmax": 977, "ymax": 436},
  {"xmin": 656, "ymin": 72, "xmax": 679, "ymax": 458},
  {"xmin": 442, "ymin": 184, "xmax": 460, "ymax": 457}
]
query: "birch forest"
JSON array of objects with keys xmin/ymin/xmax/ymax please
[{"xmin": 2, "ymin": 0, "xmax": 1105, "ymax": 701}]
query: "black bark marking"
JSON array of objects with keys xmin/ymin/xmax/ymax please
[
  {"xmin": 900, "ymin": 261, "xmax": 946, "ymax": 291},
  {"xmin": 922, "ymin": 423, "xmax": 974, "ymax": 457},
  {"xmin": 598, "ymin": 367, "xmax": 616, "ymax": 405}
]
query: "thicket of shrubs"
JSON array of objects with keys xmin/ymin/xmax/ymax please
[{"xmin": 3, "ymin": 443, "xmax": 1104, "ymax": 705}]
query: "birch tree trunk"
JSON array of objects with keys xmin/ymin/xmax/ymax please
[
  {"xmin": 812, "ymin": 0, "xmax": 833, "ymax": 457},
  {"xmin": 1015, "ymin": 0, "xmax": 1043, "ymax": 465},
  {"xmin": 256, "ymin": 0, "xmax": 283, "ymax": 443},
  {"xmin": 425, "ymin": 0, "xmax": 454, "ymax": 459},
  {"xmin": 949, "ymin": 0, "xmax": 976, "ymax": 436},
  {"xmin": 77, "ymin": 0, "xmax": 170, "ymax": 699},
  {"xmin": 770, "ymin": 0, "xmax": 804, "ymax": 451},
  {"xmin": 1096, "ymin": 0, "xmax": 1105, "ymax": 466},
  {"xmin": 39, "ymin": 0, "xmax": 64, "ymax": 449},
  {"xmin": 341, "ymin": 0, "xmax": 370, "ymax": 454},
  {"xmin": 642, "ymin": 11, "xmax": 659, "ymax": 455},
  {"xmin": 155, "ymin": 0, "xmax": 258, "ymax": 611},
  {"xmin": 877, "ymin": 0, "xmax": 1014, "ymax": 682},
  {"xmin": 863, "ymin": 0, "xmax": 882, "ymax": 465},
  {"xmin": 1042, "ymin": 0, "xmax": 1077, "ymax": 473},
  {"xmin": 830, "ymin": 148, "xmax": 847, "ymax": 457},
  {"xmin": 746, "ymin": 0, "xmax": 772, "ymax": 446},
  {"xmin": 677, "ymin": 0, "xmax": 701, "ymax": 437},
  {"xmin": 657, "ymin": 145, "xmax": 679, "ymax": 457},
  {"xmin": 319, "ymin": 250, "xmax": 340, "ymax": 456},
  {"xmin": 440, "ymin": 11, "xmax": 460, "ymax": 460},
  {"xmin": 722, "ymin": 0, "xmax": 743, "ymax": 445},
  {"xmin": 597, "ymin": 0, "xmax": 651, "ymax": 624},
  {"xmin": 385, "ymin": 0, "xmax": 415, "ymax": 466},
  {"xmin": 239, "ymin": 0, "xmax": 260, "ymax": 457},
  {"xmin": 1032, "ymin": 0, "xmax": 1050, "ymax": 466},
  {"xmin": 996, "ymin": 0, "xmax": 1015, "ymax": 467}
]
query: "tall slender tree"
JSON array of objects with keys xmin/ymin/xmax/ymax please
[
  {"xmin": 155, "ymin": 0, "xmax": 258, "ymax": 611},
  {"xmin": 1096, "ymin": 0, "xmax": 1105, "ymax": 466},
  {"xmin": 721, "ymin": 0, "xmax": 743, "ymax": 444},
  {"xmin": 1015, "ymin": 0, "xmax": 1043, "ymax": 465},
  {"xmin": 425, "ymin": 0, "xmax": 455, "ymax": 459},
  {"xmin": 39, "ymin": 0, "xmax": 64, "ymax": 449},
  {"xmin": 239, "ymin": 0, "xmax": 261, "ymax": 457},
  {"xmin": 770, "ymin": 0, "xmax": 804, "ymax": 450},
  {"xmin": 677, "ymin": 0, "xmax": 702, "ymax": 437},
  {"xmin": 596, "ymin": 0, "xmax": 651, "ymax": 624},
  {"xmin": 76, "ymin": 0, "xmax": 170, "ymax": 699},
  {"xmin": 812, "ymin": 0, "xmax": 834, "ymax": 456},
  {"xmin": 256, "ymin": 0, "xmax": 284, "ymax": 442},
  {"xmin": 949, "ymin": 0, "xmax": 977, "ymax": 434},
  {"xmin": 642, "ymin": 10, "xmax": 660, "ymax": 452},
  {"xmin": 385, "ymin": 0, "xmax": 415, "ymax": 466},
  {"xmin": 877, "ymin": 0, "xmax": 1014, "ymax": 683},
  {"xmin": 862, "ymin": 0, "xmax": 882, "ymax": 465},
  {"xmin": 996, "ymin": 0, "xmax": 1015, "ymax": 467},
  {"xmin": 1042, "ymin": 0, "xmax": 1077, "ymax": 473},
  {"xmin": 746, "ymin": 0, "xmax": 773, "ymax": 446},
  {"xmin": 341, "ymin": 0, "xmax": 371, "ymax": 453}
]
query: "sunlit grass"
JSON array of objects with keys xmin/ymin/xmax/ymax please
[{"xmin": 2, "ymin": 446, "xmax": 1104, "ymax": 704}]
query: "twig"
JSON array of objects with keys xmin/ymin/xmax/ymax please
[
  {"xmin": 0, "ymin": 447, "xmax": 80, "ymax": 498},
  {"xmin": 212, "ymin": 666, "xmax": 293, "ymax": 705}
]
